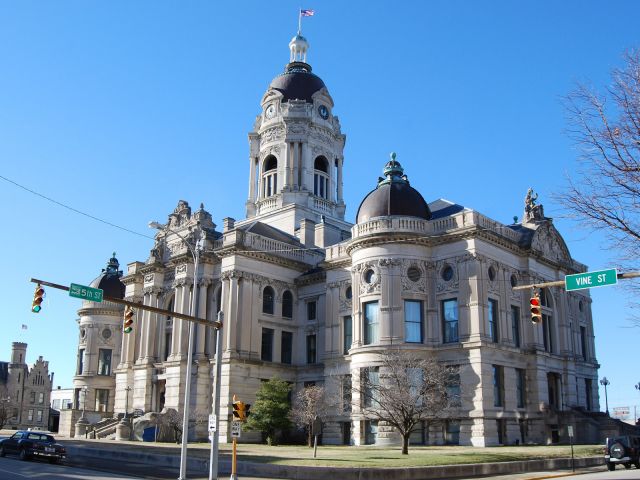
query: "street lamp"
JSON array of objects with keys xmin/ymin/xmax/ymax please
[
  {"xmin": 81, "ymin": 386, "xmax": 88, "ymax": 420},
  {"xmin": 124, "ymin": 386, "xmax": 131, "ymax": 419},
  {"xmin": 149, "ymin": 220, "xmax": 203, "ymax": 480},
  {"xmin": 600, "ymin": 377, "xmax": 610, "ymax": 416}
]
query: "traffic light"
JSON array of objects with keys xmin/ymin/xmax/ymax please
[
  {"xmin": 123, "ymin": 306, "xmax": 134, "ymax": 333},
  {"xmin": 530, "ymin": 291, "xmax": 542, "ymax": 324},
  {"xmin": 232, "ymin": 395, "xmax": 250, "ymax": 421},
  {"xmin": 31, "ymin": 285, "xmax": 45, "ymax": 313}
]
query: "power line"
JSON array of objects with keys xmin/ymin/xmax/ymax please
[{"xmin": 0, "ymin": 173, "xmax": 154, "ymax": 240}]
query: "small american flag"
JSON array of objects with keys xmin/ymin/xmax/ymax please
[
  {"xmin": 21, "ymin": 324, "xmax": 28, "ymax": 330},
  {"xmin": 300, "ymin": 9, "xmax": 315, "ymax": 17}
]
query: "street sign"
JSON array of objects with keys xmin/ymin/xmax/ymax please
[
  {"xmin": 565, "ymin": 269, "xmax": 617, "ymax": 291},
  {"xmin": 208, "ymin": 414, "xmax": 217, "ymax": 432},
  {"xmin": 231, "ymin": 420, "xmax": 242, "ymax": 438},
  {"xmin": 567, "ymin": 426, "xmax": 574, "ymax": 438},
  {"xmin": 69, "ymin": 283, "xmax": 104, "ymax": 302}
]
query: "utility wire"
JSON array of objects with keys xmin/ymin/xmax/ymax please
[{"xmin": 0, "ymin": 173, "xmax": 154, "ymax": 240}]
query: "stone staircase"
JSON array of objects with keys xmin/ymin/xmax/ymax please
[
  {"xmin": 567, "ymin": 407, "xmax": 640, "ymax": 443},
  {"xmin": 90, "ymin": 417, "xmax": 122, "ymax": 439}
]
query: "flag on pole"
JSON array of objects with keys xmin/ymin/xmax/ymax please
[
  {"xmin": 21, "ymin": 324, "xmax": 28, "ymax": 330},
  {"xmin": 300, "ymin": 9, "xmax": 315, "ymax": 17}
]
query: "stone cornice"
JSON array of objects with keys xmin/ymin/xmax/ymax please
[{"xmin": 295, "ymin": 270, "xmax": 326, "ymax": 286}]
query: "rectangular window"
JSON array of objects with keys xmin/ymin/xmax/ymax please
[
  {"xmin": 343, "ymin": 316, "xmax": 352, "ymax": 354},
  {"xmin": 511, "ymin": 306, "xmax": 521, "ymax": 348},
  {"xmin": 404, "ymin": 300, "xmax": 423, "ymax": 343},
  {"xmin": 307, "ymin": 301, "xmax": 317, "ymax": 321},
  {"xmin": 98, "ymin": 349, "xmax": 112, "ymax": 376},
  {"xmin": 493, "ymin": 365, "xmax": 504, "ymax": 407},
  {"xmin": 446, "ymin": 371, "xmax": 461, "ymax": 406},
  {"xmin": 488, "ymin": 298, "xmax": 499, "ymax": 342},
  {"xmin": 77, "ymin": 348, "xmax": 85, "ymax": 375},
  {"xmin": 30, "ymin": 391, "xmax": 35, "ymax": 404},
  {"xmin": 281, "ymin": 331, "xmax": 292, "ymax": 364},
  {"xmin": 442, "ymin": 299, "xmax": 459, "ymax": 343},
  {"xmin": 364, "ymin": 419, "xmax": 378, "ymax": 445},
  {"xmin": 364, "ymin": 301, "xmax": 379, "ymax": 345},
  {"xmin": 342, "ymin": 375, "xmax": 352, "ymax": 413},
  {"xmin": 95, "ymin": 388, "xmax": 109, "ymax": 412},
  {"xmin": 445, "ymin": 420, "xmax": 460, "ymax": 445},
  {"xmin": 28, "ymin": 409, "xmax": 33, "ymax": 421},
  {"xmin": 306, "ymin": 334, "xmax": 316, "ymax": 364},
  {"xmin": 585, "ymin": 378, "xmax": 592, "ymax": 410},
  {"xmin": 542, "ymin": 314, "xmax": 553, "ymax": 352},
  {"xmin": 36, "ymin": 410, "xmax": 43, "ymax": 423},
  {"xmin": 261, "ymin": 328, "xmax": 274, "ymax": 362},
  {"xmin": 516, "ymin": 368, "xmax": 526, "ymax": 408},
  {"xmin": 52, "ymin": 399, "xmax": 61, "ymax": 409},
  {"xmin": 363, "ymin": 367, "xmax": 379, "ymax": 408},
  {"xmin": 580, "ymin": 326, "xmax": 587, "ymax": 360},
  {"xmin": 38, "ymin": 392, "xmax": 44, "ymax": 404}
]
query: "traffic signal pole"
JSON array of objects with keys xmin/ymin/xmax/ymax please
[
  {"xmin": 511, "ymin": 271, "xmax": 640, "ymax": 291},
  {"xmin": 29, "ymin": 277, "xmax": 222, "ymax": 329}
]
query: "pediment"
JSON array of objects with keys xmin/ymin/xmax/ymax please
[{"xmin": 530, "ymin": 222, "xmax": 571, "ymax": 264}]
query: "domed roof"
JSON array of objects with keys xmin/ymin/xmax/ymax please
[
  {"xmin": 269, "ymin": 61, "xmax": 326, "ymax": 103},
  {"xmin": 89, "ymin": 253, "xmax": 125, "ymax": 300},
  {"xmin": 356, "ymin": 153, "xmax": 432, "ymax": 224}
]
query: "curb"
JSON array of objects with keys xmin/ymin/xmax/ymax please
[{"xmin": 63, "ymin": 443, "xmax": 604, "ymax": 480}]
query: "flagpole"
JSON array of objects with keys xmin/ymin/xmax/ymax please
[{"xmin": 298, "ymin": 8, "xmax": 302, "ymax": 34}]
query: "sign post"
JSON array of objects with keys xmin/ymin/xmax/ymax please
[
  {"xmin": 312, "ymin": 417, "xmax": 322, "ymax": 459},
  {"xmin": 568, "ymin": 425, "xmax": 575, "ymax": 472},
  {"xmin": 565, "ymin": 269, "xmax": 617, "ymax": 291},
  {"xmin": 230, "ymin": 421, "xmax": 242, "ymax": 480}
]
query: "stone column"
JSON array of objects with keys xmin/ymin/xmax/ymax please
[
  {"xmin": 195, "ymin": 280, "xmax": 209, "ymax": 359},
  {"xmin": 248, "ymin": 156, "xmax": 256, "ymax": 202},
  {"xmin": 337, "ymin": 157, "xmax": 343, "ymax": 202}
]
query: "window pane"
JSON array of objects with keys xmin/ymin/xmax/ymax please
[
  {"xmin": 98, "ymin": 349, "xmax": 112, "ymax": 376},
  {"xmin": 364, "ymin": 302, "xmax": 379, "ymax": 345},
  {"xmin": 282, "ymin": 291, "xmax": 293, "ymax": 318},
  {"xmin": 343, "ymin": 316, "xmax": 352, "ymax": 354},
  {"xmin": 263, "ymin": 287, "xmax": 274, "ymax": 315},
  {"xmin": 261, "ymin": 328, "xmax": 274, "ymax": 362},
  {"xmin": 307, "ymin": 301, "xmax": 317, "ymax": 321},
  {"xmin": 306, "ymin": 334, "xmax": 316, "ymax": 364},
  {"xmin": 488, "ymin": 299, "xmax": 499, "ymax": 342},
  {"xmin": 511, "ymin": 306, "xmax": 521, "ymax": 348},
  {"xmin": 281, "ymin": 331, "xmax": 292, "ymax": 364},
  {"xmin": 442, "ymin": 299, "xmax": 458, "ymax": 343},
  {"xmin": 404, "ymin": 300, "xmax": 422, "ymax": 343}
]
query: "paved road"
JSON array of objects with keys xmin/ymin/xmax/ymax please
[{"xmin": 0, "ymin": 455, "xmax": 142, "ymax": 479}]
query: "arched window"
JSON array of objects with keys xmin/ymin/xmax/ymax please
[
  {"xmin": 263, "ymin": 286, "xmax": 275, "ymax": 315},
  {"xmin": 314, "ymin": 156, "xmax": 329, "ymax": 199},
  {"xmin": 282, "ymin": 290, "xmax": 293, "ymax": 318},
  {"xmin": 262, "ymin": 156, "xmax": 278, "ymax": 198}
]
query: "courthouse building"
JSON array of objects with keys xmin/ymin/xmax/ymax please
[{"xmin": 67, "ymin": 32, "xmax": 601, "ymax": 446}]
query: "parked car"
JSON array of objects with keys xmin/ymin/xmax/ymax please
[
  {"xmin": 0, "ymin": 430, "xmax": 66, "ymax": 464},
  {"xmin": 605, "ymin": 435, "xmax": 640, "ymax": 471}
]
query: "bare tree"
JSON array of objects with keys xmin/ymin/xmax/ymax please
[
  {"xmin": 354, "ymin": 349, "xmax": 458, "ymax": 455},
  {"xmin": 290, "ymin": 385, "xmax": 332, "ymax": 447},
  {"xmin": 556, "ymin": 49, "xmax": 640, "ymax": 287}
]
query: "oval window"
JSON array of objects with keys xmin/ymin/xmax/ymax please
[
  {"xmin": 488, "ymin": 266, "xmax": 496, "ymax": 281},
  {"xmin": 442, "ymin": 265, "xmax": 453, "ymax": 282},
  {"xmin": 102, "ymin": 328, "xmax": 112, "ymax": 340},
  {"xmin": 407, "ymin": 267, "xmax": 421, "ymax": 282},
  {"xmin": 510, "ymin": 274, "xmax": 518, "ymax": 288},
  {"xmin": 364, "ymin": 269, "xmax": 375, "ymax": 284},
  {"xmin": 345, "ymin": 286, "xmax": 352, "ymax": 299}
]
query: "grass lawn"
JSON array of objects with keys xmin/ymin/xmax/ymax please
[{"xmin": 196, "ymin": 443, "xmax": 603, "ymax": 468}]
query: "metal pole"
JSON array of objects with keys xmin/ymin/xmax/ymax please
[
  {"xmin": 209, "ymin": 315, "xmax": 223, "ymax": 480},
  {"xmin": 178, "ymin": 231, "xmax": 202, "ymax": 480},
  {"xmin": 230, "ymin": 438, "xmax": 238, "ymax": 480}
]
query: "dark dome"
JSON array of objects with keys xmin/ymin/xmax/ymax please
[
  {"xmin": 89, "ymin": 253, "xmax": 125, "ymax": 300},
  {"xmin": 356, "ymin": 154, "xmax": 432, "ymax": 224},
  {"xmin": 269, "ymin": 62, "xmax": 326, "ymax": 102}
]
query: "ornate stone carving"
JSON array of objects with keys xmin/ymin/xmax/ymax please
[
  {"xmin": 262, "ymin": 126, "xmax": 285, "ymax": 143},
  {"xmin": 176, "ymin": 264, "xmax": 188, "ymax": 274},
  {"xmin": 436, "ymin": 260, "xmax": 459, "ymax": 293},
  {"xmin": 357, "ymin": 262, "xmax": 381, "ymax": 295},
  {"xmin": 144, "ymin": 274, "xmax": 155, "ymax": 283},
  {"xmin": 401, "ymin": 260, "xmax": 427, "ymax": 293}
]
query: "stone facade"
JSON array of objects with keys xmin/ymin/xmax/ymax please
[
  {"xmin": 66, "ymin": 32, "xmax": 600, "ymax": 447},
  {"xmin": 0, "ymin": 342, "xmax": 53, "ymax": 430}
]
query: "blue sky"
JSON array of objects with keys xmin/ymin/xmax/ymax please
[{"xmin": 1, "ymin": 1, "xmax": 639, "ymax": 419}]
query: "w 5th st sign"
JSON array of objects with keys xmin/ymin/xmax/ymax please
[{"xmin": 565, "ymin": 269, "xmax": 618, "ymax": 291}]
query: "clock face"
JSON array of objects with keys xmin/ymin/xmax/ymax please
[
  {"xmin": 318, "ymin": 105, "xmax": 329, "ymax": 119},
  {"xmin": 265, "ymin": 104, "xmax": 275, "ymax": 119}
]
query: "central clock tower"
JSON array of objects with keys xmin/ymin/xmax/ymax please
[{"xmin": 243, "ymin": 33, "xmax": 350, "ymax": 244}]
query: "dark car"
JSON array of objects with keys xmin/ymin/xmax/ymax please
[
  {"xmin": 605, "ymin": 435, "xmax": 640, "ymax": 471},
  {"xmin": 0, "ymin": 430, "xmax": 66, "ymax": 463}
]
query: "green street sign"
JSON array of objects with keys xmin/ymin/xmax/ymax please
[
  {"xmin": 69, "ymin": 283, "xmax": 104, "ymax": 302},
  {"xmin": 565, "ymin": 269, "xmax": 618, "ymax": 291}
]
